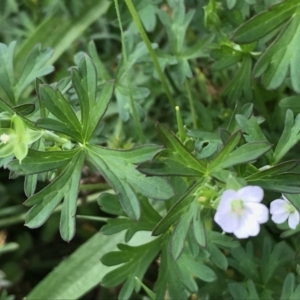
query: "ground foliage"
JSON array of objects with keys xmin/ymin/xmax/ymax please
[{"xmin": 0, "ymin": 0, "xmax": 300, "ymax": 299}]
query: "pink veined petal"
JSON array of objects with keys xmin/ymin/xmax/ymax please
[
  {"xmin": 271, "ymin": 212, "xmax": 289, "ymax": 224},
  {"xmin": 270, "ymin": 200, "xmax": 288, "ymax": 214},
  {"xmin": 233, "ymin": 213, "xmax": 260, "ymax": 238},
  {"xmin": 288, "ymin": 211, "xmax": 300, "ymax": 229},
  {"xmin": 237, "ymin": 186, "xmax": 264, "ymax": 203},
  {"xmin": 216, "ymin": 190, "xmax": 238, "ymax": 214},
  {"xmin": 214, "ymin": 211, "xmax": 239, "ymax": 233},
  {"xmin": 245, "ymin": 202, "xmax": 269, "ymax": 224}
]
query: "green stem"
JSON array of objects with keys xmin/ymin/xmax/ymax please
[
  {"xmin": 175, "ymin": 106, "xmax": 186, "ymax": 142},
  {"xmin": 42, "ymin": 130, "xmax": 69, "ymax": 145},
  {"xmin": 124, "ymin": 0, "xmax": 176, "ymax": 111},
  {"xmin": 0, "ymin": 190, "xmax": 114, "ymax": 228},
  {"xmin": 76, "ymin": 215, "xmax": 109, "ymax": 222},
  {"xmin": 114, "ymin": 0, "xmax": 146, "ymax": 143},
  {"xmin": 185, "ymin": 81, "xmax": 197, "ymax": 129}
]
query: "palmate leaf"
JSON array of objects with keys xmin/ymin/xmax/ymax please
[
  {"xmin": 235, "ymin": 114, "xmax": 273, "ymax": 162},
  {"xmin": 156, "ymin": 123, "xmax": 206, "ymax": 174},
  {"xmin": 223, "ymin": 55, "xmax": 253, "ymax": 102},
  {"xmin": 71, "ymin": 55, "xmax": 114, "ymax": 141},
  {"xmin": 232, "ymin": 0, "xmax": 300, "ymax": 44},
  {"xmin": 99, "ymin": 193, "xmax": 162, "ymax": 242},
  {"xmin": 228, "ymin": 280, "xmax": 260, "ymax": 300},
  {"xmin": 254, "ymin": 12, "xmax": 300, "ymax": 93},
  {"xmin": 155, "ymin": 244, "xmax": 216, "ymax": 299},
  {"xmin": 273, "ymin": 109, "xmax": 300, "ymax": 164},
  {"xmin": 9, "ymin": 149, "xmax": 85, "ymax": 242},
  {"xmin": 37, "ymin": 55, "xmax": 114, "ymax": 143},
  {"xmin": 86, "ymin": 144, "xmax": 174, "ymax": 220},
  {"xmin": 208, "ymin": 130, "xmax": 272, "ymax": 173},
  {"xmin": 151, "ymin": 181, "xmax": 207, "ymax": 260},
  {"xmin": 232, "ymin": 1, "xmax": 300, "ymax": 93},
  {"xmin": 101, "ymin": 237, "xmax": 163, "ymax": 300},
  {"xmin": 280, "ymin": 273, "xmax": 300, "ymax": 300}
]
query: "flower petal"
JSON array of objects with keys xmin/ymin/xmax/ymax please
[
  {"xmin": 271, "ymin": 212, "xmax": 289, "ymax": 224},
  {"xmin": 233, "ymin": 213, "xmax": 260, "ymax": 238},
  {"xmin": 214, "ymin": 211, "xmax": 239, "ymax": 233},
  {"xmin": 288, "ymin": 211, "xmax": 300, "ymax": 229},
  {"xmin": 270, "ymin": 199, "xmax": 287, "ymax": 214},
  {"xmin": 237, "ymin": 186, "xmax": 264, "ymax": 203},
  {"xmin": 216, "ymin": 190, "xmax": 237, "ymax": 214},
  {"xmin": 245, "ymin": 202, "xmax": 269, "ymax": 224}
]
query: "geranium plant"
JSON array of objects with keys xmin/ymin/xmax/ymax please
[{"xmin": 1, "ymin": 0, "xmax": 300, "ymax": 299}]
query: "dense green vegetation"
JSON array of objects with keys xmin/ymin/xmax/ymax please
[{"xmin": 1, "ymin": 0, "xmax": 300, "ymax": 299}]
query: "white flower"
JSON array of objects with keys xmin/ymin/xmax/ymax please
[
  {"xmin": 214, "ymin": 186, "xmax": 268, "ymax": 239},
  {"xmin": 270, "ymin": 195, "xmax": 300, "ymax": 229}
]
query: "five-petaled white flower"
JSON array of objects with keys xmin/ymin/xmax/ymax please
[
  {"xmin": 214, "ymin": 186, "xmax": 268, "ymax": 239},
  {"xmin": 270, "ymin": 195, "xmax": 300, "ymax": 230}
]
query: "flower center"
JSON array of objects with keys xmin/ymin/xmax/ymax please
[
  {"xmin": 285, "ymin": 203, "xmax": 296, "ymax": 214},
  {"xmin": 231, "ymin": 199, "xmax": 244, "ymax": 215},
  {"xmin": 0, "ymin": 133, "xmax": 10, "ymax": 144}
]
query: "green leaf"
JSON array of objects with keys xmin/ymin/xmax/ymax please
[
  {"xmin": 192, "ymin": 209, "xmax": 206, "ymax": 247},
  {"xmin": 134, "ymin": 277, "xmax": 156, "ymax": 300},
  {"xmin": 36, "ymin": 118, "xmax": 81, "ymax": 140},
  {"xmin": 26, "ymin": 231, "xmax": 125, "ymax": 299},
  {"xmin": 87, "ymin": 41, "xmax": 111, "ymax": 81},
  {"xmin": 232, "ymin": 0, "xmax": 299, "ymax": 44},
  {"xmin": 260, "ymin": 239, "xmax": 293, "ymax": 284},
  {"xmin": 60, "ymin": 152, "xmax": 86, "ymax": 241},
  {"xmin": 246, "ymin": 160, "xmax": 298, "ymax": 181},
  {"xmin": 281, "ymin": 273, "xmax": 295, "ymax": 300},
  {"xmin": 100, "ymin": 195, "xmax": 162, "ymax": 242},
  {"xmin": 24, "ymin": 174, "xmax": 38, "ymax": 198},
  {"xmin": 97, "ymin": 193, "xmax": 124, "ymax": 216},
  {"xmin": 211, "ymin": 45, "xmax": 243, "ymax": 71},
  {"xmin": 208, "ymin": 243, "xmax": 228, "ymax": 270},
  {"xmin": 0, "ymin": 41, "xmax": 16, "ymax": 104},
  {"xmin": 15, "ymin": 44, "xmax": 54, "ymax": 101},
  {"xmin": 253, "ymin": 180, "xmax": 300, "ymax": 194},
  {"xmin": 9, "ymin": 149, "xmax": 78, "ymax": 175},
  {"xmin": 170, "ymin": 204, "xmax": 194, "ymax": 260},
  {"xmin": 208, "ymin": 231, "xmax": 239, "ymax": 249},
  {"xmin": 280, "ymin": 96, "xmax": 300, "ymax": 113},
  {"xmin": 253, "ymin": 12, "xmax": 300, "ymax": 92},
  {"xmin": 273, "ymin": 109, "xmax": 300, "ymax": 164},
  {"xmin": 152, "ymin": 184, "xmax": 197, "ymax": 236},
  {"xmin": 156, "ymin": 124, "xmax": 206, "ymax": 174},
  {"xmin": 71, "ymin": 56, "xmax": 114, "ymax": 141},
  {"xmin": 228, "ymin": 282, "xmax": 248, "ymax": 299},
  {"xmin": 223, "ymin": 55, "xmax": 253, "ymax": 102},
  {"xmin": 14, "ymin": 103, "xmax": 35, "ymax": 116},
  {"xmin": 208, "ymin": 130, "xmax": 242, "ymax": 171},
  {"xmin": 101, "ymin": 237, "xmax": 162, "ymax": 300},
  {"xmin": 39, "ymin": 85, "xmax": 82, "ymax": 140},
  {"xmin": 24, "ymin": 150, "xmax": 85, "ymax": 241},
  {"xmin": 15, "ymin": 0, "xmax": 111, "ymax": 69},
  {"xmin": 87, "ymin": 144, "xmax": 174, "ymax": 220},
  {"xmin": 155, "ymin": 244, "xmax": 216, "ymax": 299},
  {"xmin": 211, "ymin": 141, "xmax": 271, "ymax": 171},
  {"xmin": 235, "ymin": 114, "xmax": 273, "ymax": 162},
  {"xmin": 226, "ymin": 0, "xmax": 237, "ymax": 10},
  {"xmin": 138, "ymin": 158, "xmax": 202, "ymax": 177}
]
